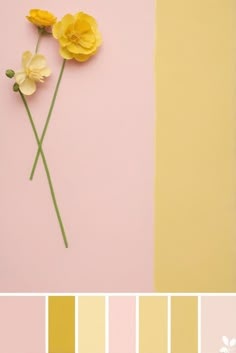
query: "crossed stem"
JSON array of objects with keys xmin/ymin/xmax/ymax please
[
  {"xmin": 19, "ymin": 91, "xmax": 68, "ymax": 248},
  {"xmin": 29, "ymin": 59, "xmax": 66, "ymax": 180}
]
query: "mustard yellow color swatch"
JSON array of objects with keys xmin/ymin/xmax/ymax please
[
  {"xmin": 78, "ymin": 297, "xmax": 105, "ymax": 353},
  {"xmin": 139, "ymin": 296, "xmax": 167, "ymax": 353},
  {"xmin": 48, "ymin": 296, "xmax": 75, "ymax": 353},
  {"xmin": 155, "ymin": 0, "xmax": 236, "ymax": 292},
  {"xmin": 171, "ymin": 297, "xmax": 198, "ymax": 353}
]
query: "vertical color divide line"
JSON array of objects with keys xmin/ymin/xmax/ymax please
[
  {"xmin": 136, "ymin": 296, "xmax": 139, "ymax": 353},
  {"xmin": 45, "ymin": 296, "xmax": 48, "ymax": 353},
  {"xmin": 109, "ymin": 296, "xmax": 136, "ymax": 353},
  {"xmin": 75, "ymin": 296, "xmax": 78, "ymax": 353},
  {"xmin": 105, "ymin": 296, "xmax": 109, "ymax": 353},
  {"xmin": 168, "ymin": 296, "xmax": 171, "ymax": 353},
  {"xmin": 139, "ymin": 296, "xmax": 168, "ymax": 353},
  {"xmin": 155, "ymin": 0, "xmax": 236, "ymax": 292},
  {"xmin": 48, "ymin": 296, "xmax": 75, "ymax": 353},
  {"xmin": 171, "ymin": 297, "xmax": 198, "ymax": 353},
  {"xmin": 198, "ymin": 296, "xmax": 201, "ymax": 353},
  {"xmin": 78, "ymin": 297, "xmax": 105, "ymax": 353}
]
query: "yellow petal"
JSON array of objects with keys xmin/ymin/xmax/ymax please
[
  {"xmin": 74, "ymin": 53, "xmax": 93, "ymax": 62},
  {"xmin": 59, "ymin": 36, "xmax": 70, "ymax": 47},
  {"xmin": 74, "ymin": 19, "xmax": 91, "ymax": 34},
  {"xmin": 52, "ymin": 21, "xmax": 62, "ymax": 39},
  {"xmin": 22, "ymin": 51, "xmax": 32, "ymax": 69},
  {"xmin": 61, "ymin": 14, "xmax": 75, "ymax": 28},
  {"xmin": 66, "ymin": 43, "xmax": 81, "ymax": 54},
  {"xmin": 19, "ymin": 78, "xmax": 36, "ymax": 95},
  {"xmin": 40, "ymin": 67, "xmax": 51, "ymax": 77},
  {"xmin": 15, "ymin": 71, "xmax": 27, "ymax": 85},
  {"xmin": 29, "ymin": 54, "xmax": 46, "ymax": 69},
  {"xmin": 79, "ymin": 33, "xmax": 96, "ymax": 49},
  {"xmin": 29, "ymin": 9, "xmax": 39, "ymax": 16},
  {"xmin": 75, "ymin": 12, "xmax": 98, "ymax": 28},
  {"xmin": 59, "ymin": 47, "xmax": 74, "ymax": 60},
  {"xmin": 95, "ymin": 30, "xmax": 102, "ymax": 47}
]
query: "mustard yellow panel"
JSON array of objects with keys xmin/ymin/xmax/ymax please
[{"xmin": 155, "ymin": 0, "xmax": 236, "ymax": 292}]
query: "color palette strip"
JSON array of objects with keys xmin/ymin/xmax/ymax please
[
  {"xmin": 5, "ymin": 295, "xmax": 236, "ymax": 353},
  {"xmin": 155, "ymin": 0, "xmax": 236, "ymax": 292}
]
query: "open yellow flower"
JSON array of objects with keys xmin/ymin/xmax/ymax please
[
  {"xmin": 26, "ymin": 9, "xmax": 57, "ymax": 28},
  {"xmin": 15, "ymin": 51, "xmax": 51, "ymax": 95},
  {"xmin": 52, "ymin": 12, "xmax": 102, "ymax": 62}
]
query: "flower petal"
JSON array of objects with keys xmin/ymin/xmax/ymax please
[
  {"xmin": 79, "ymin": 33, "xmax": 96, "ymax": 49},
  {"xmin": 40, "ymin": 67, "xmax": 51, "ymax": 77},
  {"xmin": 53, "ymin": 21, "xmax": 62, "ymax": 39},
  {"xmin": 22, "ymin": 51, "xmax": 32, "ymax": 69},
  {"xmin": 74, "ymin": 19, "xmax": 91, "ymax": 34},
  {"xmin": 223, "ymin": 337, "xmax": 229, "ymax": 347},
  {"xmin": 59, "ymin": 47, "xmax": 74, "ymax": 60},
  {"xmin": 75, "ymin": 12, "xmax": 98, "ymax": 28},
  {"xmin": 66, "ymin": 43, "xmax": 81, "ymax": 54},
  {"xmin": 74, "ymin": 53, "xmax": 94, "ymax": 62},
  {"xmin": 19, "ymin": 78, "xmax": 36, "ymax": 96},
  {"xmin": 29, "ymin": 54, "xmax": 46, "ymax": 69},
  {"xmin": 61, "ymin": 14, "xmax": 75, "ymax": 28},
  {"xmin": 15, "ymin": 71, "xmax": 26, "ymax": 85},
  {"xmin": 59, "ymin": 36, "xmax": 70, "ymax": 47},
  {"xmin": 220, "ymin": 348, "xmax": 229, "ymax": 353},
  {"xmin": 230, "ymin": 339, "xmax": 236, "ymax": 347}
]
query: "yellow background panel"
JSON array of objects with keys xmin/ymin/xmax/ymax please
[{"xmin": 155, "ymin": 0, "xmax": 236, "ymax": 292}]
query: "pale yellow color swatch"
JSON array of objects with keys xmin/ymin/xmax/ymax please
[
  {"xmin": 139, "ymin": 296, "xmax": 167, "ymax": 353},
  {"xmin": 171, "ymin": 297, "xmax": 198, "ymax": 353},
  {"xmin": 48, "ymin": 296, "xmax": 75, "ymax": 353},
  {"xmin": 155, "ymin": 0, "xmax": 236, "ymax": 292},
  {"xmin": 78, "ymin": 297, "xmax": 105, "ymax": 353}
]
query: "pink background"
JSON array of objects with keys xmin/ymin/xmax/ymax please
[
  {"xmin": 0, "ymin": 296, "xmax": 45, "ymax": 353},
  {"xmin": 202, "ymin": 297, "xmax": 236, "ymax": 353},
  {"xmin": 0, "ymin": 0, "xmax": 155, "ymax": 292},
  {"xmin": 109, "ymin": 296, "xmax": 136, "ymax": 353}
]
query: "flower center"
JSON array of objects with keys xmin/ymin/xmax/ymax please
[
  {"xmin": 69, "ymin": 32, "xmax": 81, "ymax": 44},
  {"xmin": 26, "ymin": 68, "xmax": 43, "ymax": 82}
]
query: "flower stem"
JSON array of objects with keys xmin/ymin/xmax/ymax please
[
  {"xmin": 19, "ymin": 91, "xmax": 68, "ymax": 248},
  {"xmin": 29, "ymin": 59, "xmax": 66, "ymax": 180},
  {"xmin": 35, "ymin": 29, "xmax": 43, "ymax": 53}
]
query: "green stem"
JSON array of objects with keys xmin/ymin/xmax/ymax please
[
  {"xmin": 35, "ymin": 29, "xmax": 43, "ymax": 53},
  {"xmin": 19, "ymin": 91, "xmax": 68, "ymax": 248},
  {"xmin": 29, "ymin": 59, "xmax": 66, "ymax": 180}
]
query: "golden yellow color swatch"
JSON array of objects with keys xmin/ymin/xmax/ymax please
[
  {"xmin": 78, "ymin": 297, "xmax": 105, "ymax": 353},
  {"xmin": 155, "ymin": 0, "xmax": 236, "ymax": 292},
  {"xmin": 48, "ymin": 296, "xmax": 75, "ymax": 353},
  {"xmin": 171, "ymin": 297, "xmax": 198, "ymax": 353},
  {"xmin": 139, "ymin": 296, "xmax": 167, "ymax": 353}
]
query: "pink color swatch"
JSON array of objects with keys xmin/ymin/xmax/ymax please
[
  {"xmin": 202, "ymin": 297, "xmax": 236, "ymax": 353},
  {"xmin": 0, "ymin": 296, "xmax": 45, "ymax": 353},
  {"xmin": 0, "ymin": 0, "xmax": 155, "ymax": 292},
  {"xmin": 109, "ymin": 297, "xmax": 136, "ymax": 353}
]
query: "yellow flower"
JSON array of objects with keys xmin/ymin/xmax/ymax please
[
  {"xmin": 26, "ymin": 9, "xmax": 57, "ymax": 28},
  {"xmin": 52, "ymin": 12, "xmax": 102, "ymax": 62},
  {"xmin": 15, "ymin": 51, "xmax": 51, "ymax": 95}
]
